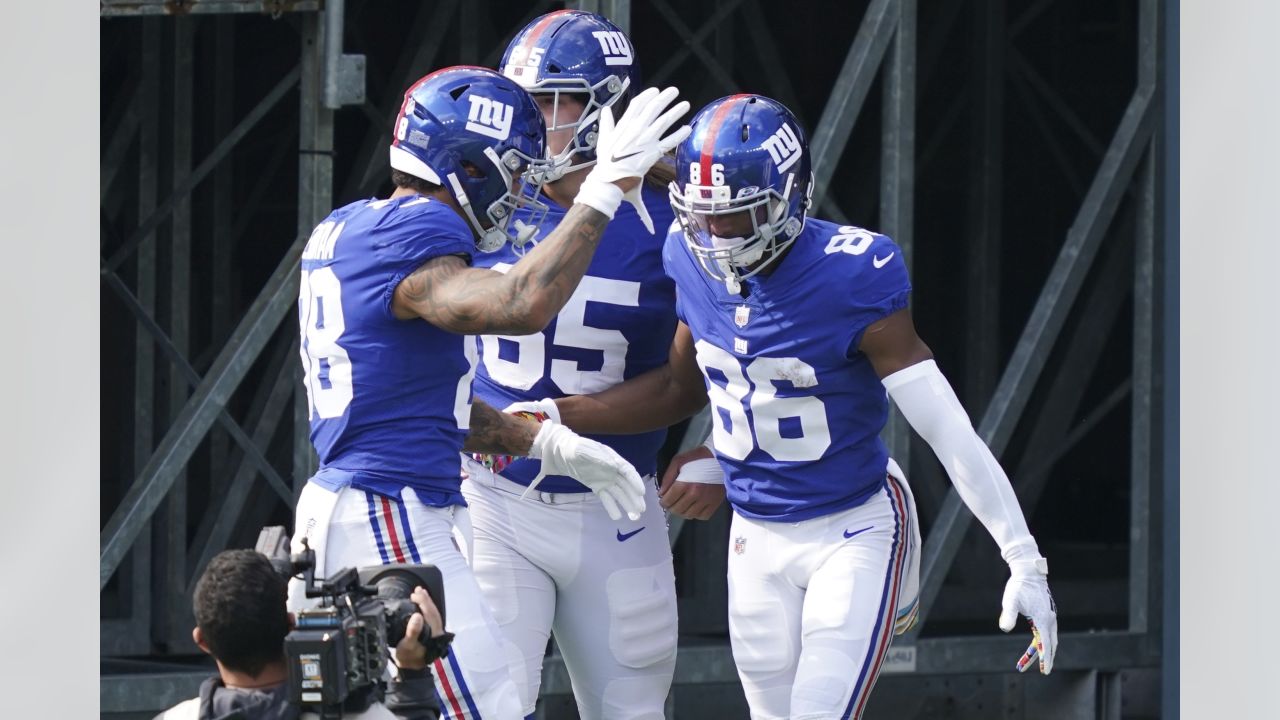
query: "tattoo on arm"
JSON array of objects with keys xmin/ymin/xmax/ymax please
[
  {"xmin": 394, "ymin": 204, "xmax": 611, "ymax": 335},
  {"xmin": 462, "ymin": 399, "xmax": 540, "ymax": 455}
]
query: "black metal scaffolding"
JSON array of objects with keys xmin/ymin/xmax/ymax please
[{"xmin": 100, "ymin": 1, "xmax": 1170, "ymax": 717}]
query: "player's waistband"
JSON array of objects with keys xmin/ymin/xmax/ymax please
[
  {"xmin": 462, "ymin": 454, "xmax": 597, "ymax": 505},
  {"xmin": 462, "ymin": 454, "xmax": 657, "ymax": 507}
]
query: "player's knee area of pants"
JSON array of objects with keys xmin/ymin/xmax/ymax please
[
  {"xmin": 729, "ymin": 598, "xmax": 797, "ymax": 675},
  {"xmin": 605, "ymin": 564, "xmax": 678, "ymax": 669}
]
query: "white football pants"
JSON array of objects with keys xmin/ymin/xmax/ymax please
[
  {"xmin": 288, "ymin": 480, "xmax": 523, "ymax": 720},
  {"xmin": 461, "ymin": 457, "xmax": 678, "ymax": 720},
  {"xmin": 727, "ymin": 472, "xmax": 920, "ymax": 720}
]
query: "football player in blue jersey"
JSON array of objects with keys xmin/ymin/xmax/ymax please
[
  {"xmin": 453, "ymin": 12, "xmax": 719, "ymax": 720},
  {"xmin": 532, "ymin": 95, "xmax": 1060, "ymax": 719},
  {"xmin": 288, "ymin": 65, "xmax": 690, "ymax": 719}
]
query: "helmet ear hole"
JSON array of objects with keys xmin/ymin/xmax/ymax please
[{"xmin": 548, "ymin": 63, "xmax": 563, "ymax": 74}]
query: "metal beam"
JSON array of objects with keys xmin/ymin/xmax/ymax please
[
  {"xmin": 572, "ymin": 0, "xmax": 631, "ymax": 34},
  {"xmin": 187, "ymin": 345, "xmax": 298, "ymax": 593},
  {"xmin": 126, "ymin": 17, "xmax": 160, "ymax": 655},
  {"xmin": 100, "ymin": 0, "xmax": 319, "ymax": 17},
  {"xmin": 908, "ymin": 79, "xmax": 1158, "ymax": 634},
  {"xmin": 341, "ymin": 0, "xmax": 459, "ymax": 202},
  {"xmin": 647, "ymin": 0, "xmax": 745, "ymax": 93},
  {"xmin": 539, "ymin": 631, "xmax": 1156, "ymax": 693},
  {"xmin": 964, "ymin": 0, "xmax": 1005, "ymax": 416},
  {"xmin": 741, "ymin": 0, "xmax": 807, "ymax": 127},
  {"xmin": 879, "ymin": 0, "xmax": 915, "ymax": 471},
  {"xmin": 105, "ymin": 65, "xmax": 302, "ymax": 275},
  {"xmin": 101, "ymin": 86, "xmax": 140, "ymax": 204},
  {"xmin": 160, "ymin": 15, "xmax": 196, "ymax": 648},
  {"xmin": 101, "ymin": 235, "xmax": 305, "ymax": 590},
  {"xmin": 294, "ymin": 12, "xmax": 333, "ymax": 492},
  {"xmin": 808, "ymin": 0, "xmax": 898, "ymax": 212},
  {"xmin": 101, "ymin": 267, "xmax": 293, "ymax": 504}
]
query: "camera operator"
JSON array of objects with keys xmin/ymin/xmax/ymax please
[{"xmin": 155, "ymin": 549, "xmax": 444, "ymax": 720}]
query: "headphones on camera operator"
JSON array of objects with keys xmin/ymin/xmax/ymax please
[{"xmin": 255, "ymin": 527, "xmax": 453, "ymax": 719}]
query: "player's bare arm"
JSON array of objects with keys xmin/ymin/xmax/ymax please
[
  {"xmin": 557, "ymin": 321, "xmax": 707, "ymax": 434},
  {"xmin": 860, "ymin": 306, "xmax": 1059, "ymax": 675},
  {"xmin": 392, "ymin": 203, "xmax": 611, "ymax": 335},
  {"xmin": 857, "ymin": 307, "xmax": 935, "ymax": 378},
  {"xmin": 462, "ymin": 399, "xmax": 542, "ymax": 455}
]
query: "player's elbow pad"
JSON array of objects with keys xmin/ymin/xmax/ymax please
[{"xmin": 883, "ymin": 360, "xmax": 1040, "ymax": 563}]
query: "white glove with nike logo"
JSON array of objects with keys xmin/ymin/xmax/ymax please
[
  {"xmin": 1000, "ymin": 557, "xmax": 1059, "ymax": 675},
  {"xmin": 574, "ymin": 86, "xmax": 691, "ymax": 234},
  {"xmin": 523, "ymin": 421, "xmax": 646, "ymax": 522}
]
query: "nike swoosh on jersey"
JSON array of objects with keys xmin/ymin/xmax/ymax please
[
  {"xmin": 617, "ymin": 527, "xmax": 646, "ymax": 542},
  {"xmin": 843, "ymin": 525, "xmax": 873, "ymax": 539},
  {"xmin": 872, "ymin": 252, "xmax": 895, "ymax": 269}
]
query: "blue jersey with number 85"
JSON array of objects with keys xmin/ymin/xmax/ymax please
[
  {"xmin": 299, "ymin": 195, "xmax": 477, "ymax": 504},
  {"xmin": 471, "ymin": 185, "xmax": 678, "ymax": 493},
  {"xmin": 663, "ymin": 216, "xmax": 911, "ymax": 522}
]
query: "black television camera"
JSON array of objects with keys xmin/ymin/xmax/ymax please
[{"xmin": 255, "ymin": 526, "xmax": 451, "ymax": 719}]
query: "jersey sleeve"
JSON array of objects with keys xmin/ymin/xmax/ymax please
[
  {"xmin": 370, "ymin": 200, "xmax": 475, "ymax": 319},
  {"xmin": 842, "ymin": 234, "xmax": 912, "ymax": 355}
]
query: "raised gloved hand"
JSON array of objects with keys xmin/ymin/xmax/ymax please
[
  {"xmin": 574, "ymin": 86, "xmax": 691, "ymax": 234},
  {"xmin": 524, "ymin": 421, "xmax": 645, "ymax": 522},
  {"xmin": 999, "ymin": 557, "xmax": 1059, "ymax": 674}
]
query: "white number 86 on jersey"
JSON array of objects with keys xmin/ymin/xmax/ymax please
[{"xmin": 695, "ymin": 340, "xmax": 832, "ymax": 462}]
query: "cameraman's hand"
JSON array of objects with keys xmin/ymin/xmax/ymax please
[{"xmin": 394, "ymin": 586, "xmax": 445, "ymax": 671}]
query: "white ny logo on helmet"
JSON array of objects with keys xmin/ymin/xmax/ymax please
[
  {"xmin": 591, "ymin": 30, "xmax": 633, "ymax": 66},
  {"xmin": 465, "ymin": 95, "xmax": 514, "ymax": 141},
  {"xmin": 761, "ymin": 124, "xmax": 802, "ymax": 173}
]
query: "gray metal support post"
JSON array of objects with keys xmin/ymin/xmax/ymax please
[
  {"xmin": 573, "ymin": 0, "xmax": 631, "ymax": 35},
  {"xmin": 323, "ymin": 0, "xmax": 365, "ymax": 109},
  {"xmin": 130, "ymin": 16, "xmax": 161, "ymax": 654},
  {"xmin": 162, "ymin": 15, "xmax": 195, "ymax": 647},
  {"xmin": 210, "ymin": 14, "xmax": 235, "ymax": 485},
  {"xmin": 879, "ymin": 0, "xmax": 915, "ymax": 471},
  {"xmin": 808, "ymin": 0, "xmax": 897, "ymax": 212},
  {"xmin": 294, "ymin": 13, "xmax": 334, "ymax": 494},
  {"xmin": 1130, "ymin": 142, "xmax": 1155, "ymax": 634},
  {"xmin": 964, "ymin": 0, "xmax": 1005, "ymax": 416}
]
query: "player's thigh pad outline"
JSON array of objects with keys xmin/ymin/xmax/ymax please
[{"xmin": 604, "ymin": 560, "xmax": 679, "ymax": 670}]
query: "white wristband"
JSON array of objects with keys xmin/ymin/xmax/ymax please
[
  {"xmin": 573, "ymin": 178, "xmax": 624, "ymax": 219},
  {"xmin": 674, "ymin": 457, "xmax": 724, "ymax": 485}
]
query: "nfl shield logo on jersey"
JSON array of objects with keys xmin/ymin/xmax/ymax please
[
  {"xmin": 734, "ymin": 305, "xmax": 750, "ymax": 327},
  {"xmin": 734, "ymin": 536, "xmax": 747, "ymax": 555}
]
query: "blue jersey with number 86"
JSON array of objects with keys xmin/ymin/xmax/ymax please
[{"xmin": 663, "ymin": 216, "xmax": 911, "ymax": 522}]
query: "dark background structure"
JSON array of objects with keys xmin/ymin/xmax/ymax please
[{"xmin": 100, "ymin": 1, "xmax": 1174, "ymax": 717}]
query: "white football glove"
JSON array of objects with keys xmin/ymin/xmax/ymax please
[
  {"xmin": 999, "ymin": 557, "xmax": 1059, "ymax": 675},
  {"xmin": 575, "ymin": 86, "xmax": 692, "ymax": 234},
  {"xmin": 523, "ymin": 421, "xmax": 645, "ymax": 522},
  {"xmin": 501, "ymin": 398, "xmax": 561, "ymax": 424}
]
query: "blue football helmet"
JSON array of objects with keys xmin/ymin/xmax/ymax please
[
  {"xmin": 669, "ymin": 95, "xmax": 813, "ymax": 292},
  {"xmin": 499, "ymin": 10, "xmax": 640, "ymax": 182},
  {"xmin": 389, "ymin": 66, "xmax": 550, "ymax": 253}
]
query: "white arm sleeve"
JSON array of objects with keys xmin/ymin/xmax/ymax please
[{"xmin": 883, "ymin": 359, "xmax": 1041, "ymax": 563}]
